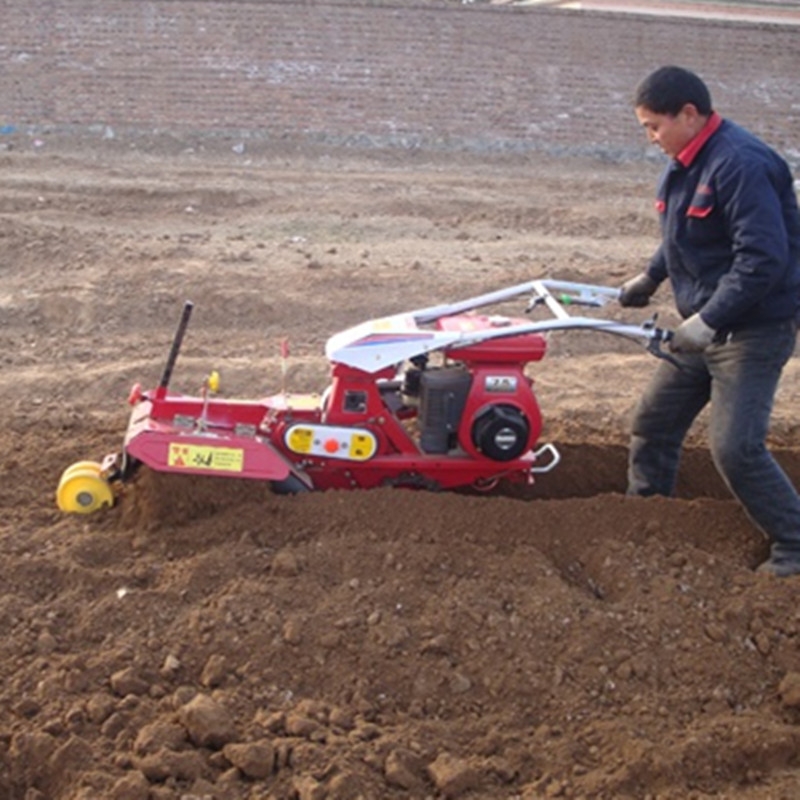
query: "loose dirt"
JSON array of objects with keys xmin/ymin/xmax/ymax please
[{"xmin": 2, "ymin": 136, "xmax": 800, "ymax": 799}]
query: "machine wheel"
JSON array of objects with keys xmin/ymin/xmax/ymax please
[
  {"xmin": 471, "ymin": 404, "xmax": 529, "ymax": 462},
  {"xmin": 271, "ymin": 474, "xmax": 312, "ymax": 495},
  {"xmin": 59, "ymin": 460, "xmax": 104, "ymax": 481},
  {"xmin": 471, "ymin": 476, "xmax": 500, "ymax": 492},
  {"xmin": 56, "ymin": 463, "xmax": 114, "ymax": 513}
]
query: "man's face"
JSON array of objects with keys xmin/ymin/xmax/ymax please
[{"xmin": 635, "ymin": 104, "xmax": 699, "ymax": 158}]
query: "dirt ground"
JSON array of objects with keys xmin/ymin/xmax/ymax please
[{"xmin": 4, "ymin": 133, "xmax": 800, "ymax": 800}]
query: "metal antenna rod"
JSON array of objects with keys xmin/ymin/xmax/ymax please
[{"xmin": 157, "ymin": 301, "xmax": 194, "ymax": 397}]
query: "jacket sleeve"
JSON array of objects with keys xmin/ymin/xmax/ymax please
[
  {"xmin": 646, "ymin": 244, "xmax": 668, "ymax": 284},
  {"xmin": 699, "ymin": 156, "xmax": 790, "ymax": 330}
]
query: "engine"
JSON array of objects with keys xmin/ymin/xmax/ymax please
[{"xmin": 409, "ymin": 361, "xmax": 540, "ymax": 462}]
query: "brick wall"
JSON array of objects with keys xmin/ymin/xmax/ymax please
[{"xmin": 1, "ymin": 0, "xmax": 798, "ymax": 160}]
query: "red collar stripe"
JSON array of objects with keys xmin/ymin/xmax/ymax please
[{"xmin": 677, "ymin": 112, "xmax": 723, "ymax": 167}]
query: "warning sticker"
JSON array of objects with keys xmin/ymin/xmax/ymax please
[{"xmin": 168, "ymin": 443, "xmax": 245, "ymax": 472}]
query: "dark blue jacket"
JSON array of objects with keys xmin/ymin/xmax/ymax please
[{"xmin": 645, "ymin": 117, "xmax": 800, "ymax": 331}]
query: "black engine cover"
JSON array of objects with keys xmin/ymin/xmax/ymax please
[{"xmin": 471, "ymin": 404, "xmax": 529, "ymax": 461}]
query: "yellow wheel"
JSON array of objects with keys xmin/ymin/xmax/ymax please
[
  {"xmin": 58, "ymin": 460, "xmax": 104, "ymax": 482},
  {"xmin": 56, "ymin": 467, "xmax": 114, "ymax": 514}
]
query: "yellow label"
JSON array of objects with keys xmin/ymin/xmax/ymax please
[
  {"xmin": 168, "ymin": 443, "xmax": 244, "ymax": 472},
  {"xmin": 286, "ymin": 426, "xmax": 314, "ymax": 454},
  {"xmin": 349, "ymin": 433, "xmax": 376, "ymax": 460}
]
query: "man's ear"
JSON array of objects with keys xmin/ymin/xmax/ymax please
[{"xmin": 680, "ymin": 103, "xmax": 703, "ymax": 124}]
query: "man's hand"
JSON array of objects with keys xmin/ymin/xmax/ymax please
[
  {"xmin": 670, "ymin": 313, "xmax": 716, "ymax": 353},
  {"xmin": 619, "ymin": 272, "xmax": 658, "ymax": 307}
]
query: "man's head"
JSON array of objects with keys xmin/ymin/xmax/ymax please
[{"xmin": 634, "ymin": 66, "xmax": 713, "ymax": 158}]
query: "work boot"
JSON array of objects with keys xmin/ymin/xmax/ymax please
[{"xmin": 756, "ymin": 557, "xmax": 800, "ymax": 578}]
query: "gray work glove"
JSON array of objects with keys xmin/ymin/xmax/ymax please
[
  {"xmin": 619, "ymin": 272, "xmax": 658, "ymax": 308},
  {"xmin": 670, "ymin": 313, "xmax": 716, "ymax": 353}
]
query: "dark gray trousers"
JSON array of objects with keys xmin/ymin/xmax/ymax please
[{"xmin": 628, "ymin": 319, "xmax": 800, "ymax": 562}]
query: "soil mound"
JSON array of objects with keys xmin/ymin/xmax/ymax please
[{"xmin": 2, "ymin": 145, "xmax": 800, "ymax": 798}]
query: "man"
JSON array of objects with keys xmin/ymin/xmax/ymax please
[{"xmin": 620, "ymin": 65, "xmax": 800, "ymax": 577}]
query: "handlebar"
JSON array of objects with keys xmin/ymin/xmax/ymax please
[{"xmin": 526, "ymin": 280, "xmax": 679, "ymax": 368}]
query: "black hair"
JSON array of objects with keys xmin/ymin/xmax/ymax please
[{"xmin": 634, "ymin": 66, "xmax": 713, "ymax": 116}]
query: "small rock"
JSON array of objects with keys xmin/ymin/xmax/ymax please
[
  {"xmin": 178, "ymin": 694, "xmax": 237, "ymax": 749},
  {"xmin": 282, "ymin": 616, "xmax": 304, "ymax": 645},
  {"xmin": 754, "ymin": 631, "xmax": 772, "ymax": 655},
  {"xmin": 64, "ymin": 704, "xmax": 85, "ymax": 731},
  {"xmin": 779, "ymin": 671, "xmax": 800, "ymax": 708},
  {"xmin": 49, "ymin": 736, "xmax": 95, "ymax": 779},
  {"xmin": 110, "ymin": 770, "xmax": 150, "ymax": 800},
  {"xmin": 100, "ymin": 712, "xmax": 127, "ymax": 740},
  {"xmin": 348, "ymin": 722, "xmax": 380, "ymax": 742},
  {"xmin": 272, "ymin": 548, "xmax": 301, "ymax": 577},
  {"xmin": 110, "ymin": 667, "xmax": 149, "ymax": 697},
  {"xmin": 14, "ymin": 697, "xmax": 41, "ymax": 718},
  {"xmin": 449, "ymin": 672, "xmax": 472, "ymax": 694},
  {"xmin": 295, "ymin": 699, "xmax": 329, "ymax": 724},
  {"xmin": 327, "ymin": 770, "xmax": 368, "ymax": 799},
  {"xmin": 135, "ymin": 747, "xmax": 209, "ymax": 782},
  {"xmin": 42, "ymin": 718, "xmax": 63, "ymax": 736},
  {"xmin": 293, "ymin": 775, "xmax": 326, "ymax": 800},
  {"xmin": 385, "ymin": 747, "xmax": 427, "ymax": 790},
  {"xmin": 222, "ymin": 739, "xmax": 275, "ymax": 779},
  {"xmin": 9, "ymin": 730, "xmax": 56, "ymax": 768},
  {"xmin": 254, "ymin": 709, "xmax": 285, "ymax": 734},
  {"xmin": 36, "ymin": 630, "xmax": 57, "ymax": 655},
  {"xmin": 85, "ymin": 692, "xmax": 116, "ymax": 724},
  {"xmin": 704, "ymin": 622, "xmax": 729, "ymax": 643},
  {"xmin": 427, "ymin": 752, "xmax": 481, "ymax": 798},
  {"xmin": 173, "ymin": 685, "xmax": 197, "ymax": 707},
  {"xmin": 160, "ymin": 654, "xmax": 181, "ymax": 677},
  {"xmin": 200, "ymin": 654, "xmax": 228, "ymax": 688},
  {"xmin": 133, "ymin": 721, "xmax": 187, "ymax": 756},
  {"xmin": 328, "ymin": 706, "xmax": 356, "ymax": 731},
  {"xmin": 421, "ymin": 634, "xmax": 451, "ymax": 655},
  {"xmin": 284, "ymin": 713, "xmax": 321, "ymax": 739}
]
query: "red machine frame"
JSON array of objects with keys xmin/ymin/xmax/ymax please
[{"xmin": 56, "ymin": 279, "xmax": 673, "ymax": 512}]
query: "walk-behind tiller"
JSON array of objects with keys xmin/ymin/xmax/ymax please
[{"xmin": 56, "ymin": 279, "xmax": 674, "ymax": 513}]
